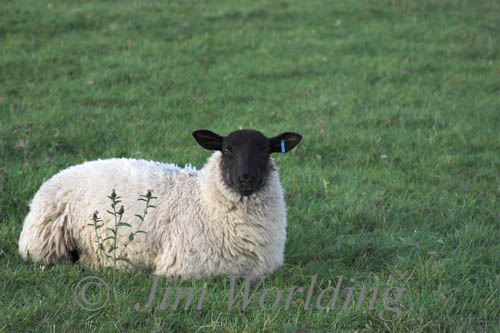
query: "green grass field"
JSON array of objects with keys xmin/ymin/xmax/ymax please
[{"xmin": 1, "ymin": 0, "xmax": 499, "ymax": 331}]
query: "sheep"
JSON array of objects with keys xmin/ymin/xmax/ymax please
[{"xmin": 18, "ymin": 129, "xmax": 302, "ymax": 279}]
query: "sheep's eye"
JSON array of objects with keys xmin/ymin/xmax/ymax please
[{"xmin": 223, "ymin": 148, "xmax": 232, "ymax": 156}]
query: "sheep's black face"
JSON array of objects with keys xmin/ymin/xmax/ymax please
[
  {"xmin": 193, "ymin": 129, "xmax": 302, "ymax": 197},
  {"xmin": 220, "ymin": 130, "xmax": 271, "ymax": 196}
]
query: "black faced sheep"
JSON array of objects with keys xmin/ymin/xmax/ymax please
[{"xmin": 18, "ymin": 129, "xmax": 302, "ymax": 279}]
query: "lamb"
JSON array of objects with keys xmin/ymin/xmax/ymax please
[{"xmin": 18, "ymin": 129, "xmax": 302, "ymax": 279}]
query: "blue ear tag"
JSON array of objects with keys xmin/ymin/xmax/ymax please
[{"xmin": 281, "ymin": 139, "xmax": 285, "ymax": 153}]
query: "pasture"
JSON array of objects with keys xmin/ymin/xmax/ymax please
[{"xmin": 0, "ymin": 0, "xmax": 499, "ymax": 331}]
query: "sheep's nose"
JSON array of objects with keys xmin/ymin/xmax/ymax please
[{"xmin": 238, "ymin": 174, "xmax": 255, "ymax": 185}]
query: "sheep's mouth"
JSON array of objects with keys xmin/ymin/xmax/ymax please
[
  {"xmin": 237, "ymin": 175, "xmax": 267, "ymax": 196},
  {"xmin": 238, "ymin": 188, "xmax": 255, "ymax": 196}
]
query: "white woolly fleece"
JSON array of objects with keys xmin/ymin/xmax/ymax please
[{"xmin": 18, "ymin": 152, "xmax": 287, "ymax": 279}]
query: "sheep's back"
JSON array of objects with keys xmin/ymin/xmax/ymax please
[{"xmin": 27, "ymin": 158, "xmax": 196, "ymax": 268}]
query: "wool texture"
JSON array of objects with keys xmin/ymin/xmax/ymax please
[{"xmin": 18, "ymin": 152, "xmax": 287, "ymax": 279}]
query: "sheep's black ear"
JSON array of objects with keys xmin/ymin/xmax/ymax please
[
  {"xmin": 192, "ymin": 130, "xmax": 224, "ymax": 151},
  {"xmin": 270, "ymin": 132, "xmax": 302, "ymax": 153}
]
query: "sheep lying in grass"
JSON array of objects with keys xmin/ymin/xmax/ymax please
[{"xmin": 18, "ymin": 129, "xmax": 302, "ymax": 279}]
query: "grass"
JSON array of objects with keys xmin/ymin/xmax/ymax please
[{"xmin": 1, "ymin": 0, "xmax": 499, "ymax": 331}]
